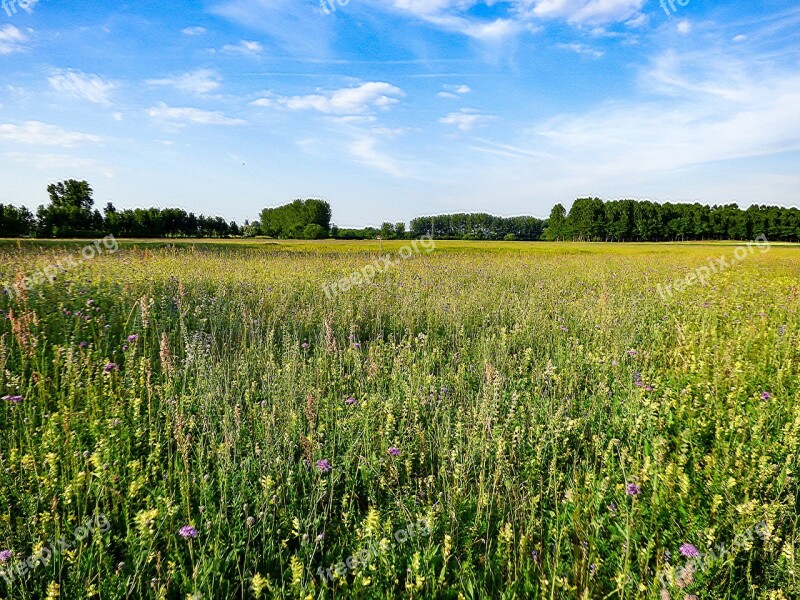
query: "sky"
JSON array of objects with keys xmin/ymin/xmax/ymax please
[{"xmin": 0, "ymin": 1, "xmax": 798, "ymax": 227}]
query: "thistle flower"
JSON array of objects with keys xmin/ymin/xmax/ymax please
[
  {"xmin": 301, "ymin": 342, "xmax": 310, "ymax": 350},
  {"xmin": 315, "ymin": 459, "xmax": 331, "ymax": 473},
  {"xmin": 0, "ymin": 549, "xmax": 12, "ymax": 563},
  {"xmin": 2, "ymin": 395, "xmax": 23, "ymax": 403},
  {"xmin": 388, "ymin": 446, "xmax": 401, "ymax": 457},
  {"xmin": 761, "ymin": 391, "xmax": 772, "ymax": 400},
  {"xmin": 626, "ymin": 483, "xmax": 641, "ymax": 496},
  {"xmin": 679, "ymin": 543, "xmax": 700, "ymax": 558},
  {"xmin": 345, "ymin": 397, "xmax": 357, "ymax": 405},
  {"xmin": 179, "ymin": 526, "xmax": 199, "ymax": 540},
  {"xmin": 127, "ymin": 334, "xmax": 139, "ymax": 343},
  {"xmin": 104, "ymin": 362, "xmax": 118, "ymax": 373}
]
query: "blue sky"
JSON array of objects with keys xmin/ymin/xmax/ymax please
[{"xmin": 0, "ymin": 0, "xmax": 798, "ymax": 226}]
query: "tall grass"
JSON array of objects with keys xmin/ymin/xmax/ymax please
[{"xmin": 0, "ymin": 241, "xmax": 797, "ymax": 599}]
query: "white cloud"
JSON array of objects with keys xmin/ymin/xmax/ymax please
[
  {"xmin": 182, "ymin": 26, "xmax": 207, "ymax": 35},
  {"xmin": 0, "ymin": 122, "xmax": 103, "ymax": 147},
  {"xmin": 147, "ymin": 103, "xmax": 246, "ymax": 126},
  {"xmin": 523, "ymin": 0, "xmax": 646, "ymax": 26},
  {"xmin": 347, "ymin": 136, "xmax": 406, "ymax": 177},
  {"xmin": 221, "ymin": 40, "xmax": 264, "ymax": 57},
  {"xmin": 523, "ymin": 50, "xmax": 800, "ymax": 178},
  {"xmin": 252, "ymin": 82, "xmax": 404, "ymax": 116},
  {"xmin": 559, "ymin": 43, "xmax": 604, "ymax": 58},
  {"xmin": 440, "ymin": 108, "xmax": 497, "ymax": 131},
  {"xmin": 733, "ymin": 34, "xmax": 747, "ymax": 42},
  {"xmin": 440, "ymin": 84, "xmax": 471, "ymax": 97},
  {"xmin": 48, "ymin": 70, "xmax": 118, "ymax": 105},
  {"xmin": 147, "ymin": 69, "xmax": 222, "ymax": 94},
  {"xmin": 0, "ymin": 25, "xmax": 26, "ymax": 55},
  {"xmin": 3, "ymin": 151, "xmax": 96, "ymax": 171},
  {"xmin": 677, "ymin": 20, "xmax": 692, "ymax": 34}
]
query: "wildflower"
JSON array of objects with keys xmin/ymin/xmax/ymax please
[
  {"xmin": 179, "ymin": 526, "xmax": 199, "ymax": 540},
  {"xmin": 345, "ymin": 397, "xmax": 357, "ymax": 405},
  {"xmin": 608, "ymin": 502, "xmax": 616, "ymax": 514},
  {"xmin": 627, "ymin": 350, "xmax": 638, "ymax": 356},
  {"xmin": 127, "ymin": 334, "xmax": 139, "ymax": 343},
  {"xmin": 79, "ymin": 341, "xmax": 88, "ymax": 349},
  {"xmin": 353, "ymin": 342, "xmax": 361, "ymax": 349},
  {"xmin": 679, "ymin": 543, "xmax": 700, "ymax": 558},
  {"xmin": 761, "ymin": 391, "xmax": 772, "ymax": 400},
  {"xmin": 2, "ymin": 395, "xmax": 23, "ymax": 403},
  {"xmin": 626, "ymin": 483, "xmax": 641, "ymax": 496},
  {"xmin": 531, "ymin": 550, "xmax": 540, "ymax": 564},
  {"xmin": 301, "ymin": 342, "xmax": 310, "ymax": 350},
  {"xmin": 315, "ymin": 459, "xmax": 332, "ymax": 473},
  {"xmin": 0, "ymin": 549, "xmax": 12, "ymax": 563},
  {"xmin": 388, "ymin": 446, "xmax": 401, "ymax": 457},
  {"xmin": 104, "ymin": 362, "xmax": 118, "ymax": 373}
]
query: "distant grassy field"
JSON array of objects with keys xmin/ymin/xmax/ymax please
[{"xmin": 0, "ymin": 239, "xmax": 798, "ymax": 599}]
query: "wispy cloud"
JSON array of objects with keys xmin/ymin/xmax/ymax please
[
  {"xmin": 252, "ymin": 82, "xmax": 404, "ymax": 116},
  {"xmin": 147, "ymin": 69, "xmax": 222, "ymax": 94},
  {"xmin": 48, "ymin": 70, "xmax": 119, "ymax": 105},
  {"xmin": 147, "ymin": 103, "xmax": 246, "ymax": 126},
  {"xmin": 0, "ymin": 121, "xmax": 103, "ymax": 147},
  {"xmin": 440, "ymin": 108, "xmax": 497, "ymax": 131},
  {"xmin": 182, "ymin": 26, "xmax": 207, "ymax": 35},
  {"xmin": 0, "ymin": 25, "xmax": 26, "ymax": 55},
  {"xmin": 221, "ymin": 40, "xmax": 264, "ymax": 57}
]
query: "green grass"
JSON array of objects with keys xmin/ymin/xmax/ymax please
[{"xmin": 0, "ymin": 239, "xmax": 797, "ymax": 599}]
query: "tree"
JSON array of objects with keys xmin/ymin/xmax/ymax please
[
  {"xmin": 37, "ymin": 179, "xmax": 103, "ymax": 237},
  {"xmin": 543, "ymin": 204, "xmax": 567, "ymax": 241},
  {"xmin": 260, "ymin": 199, "xmax": 332, "ymax": 239},
  {"xmin": 0, "ymin": 204, "xmax": 35, "ymax": 237}
]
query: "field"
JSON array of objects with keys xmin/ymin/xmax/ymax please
[{"xmin": 0, "ymin": 239, "xmax": 798, "ymax": 599}]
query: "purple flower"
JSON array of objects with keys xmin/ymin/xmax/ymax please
[
  {"xmin": 626, "ymin": 483, "xmax": 641, "ymax": 496},
  {"xmin": 0, "ymin": 550, "xmax": 12, "ymax": 563},
  {"xmin": 679, "ymin": 543, "xmax": 700, "ymax": 558},
  {"xmin": 179, "ymin": 526, "xmax": 199, "ymax": 540},
  {"xmin": 761, "ymin": 391, "xmax": 772, "ymax": 400},
  {"xmin": 353, "ymin": 342, "xmax": 361, "ymax": 349},
  {"xmin": 345, "ymin": 397, "xmax": 357, "ymax": 405},
  {"xmin": 388, "ymin": 446, "xmax": 401, "ymax": 457},
  {"xmin": 127, "ymin": 335, "xmax": 139, "ymax": 343},
  {"xmin": 627, "ymin": 350, "xmax": 638, "ymax": 357},
  {"xmin": 2, "ymin": 395, "xmax": 23, "ymax": 403},
  {"xmin": 79, "ymin": 341, "xmax": 88, "ymax": 349},
  {"xmin": 315, "ymin": 459, "xmax": 332, "ymax": 473},
  {"xmin": 607, "ymin": 502, "xmax": 616, "ymax": 514},
  {"xmin": 104, "ymin": 362, "xmax": 118, "ymax": 373},
  {"xmin": 122, "ymin": 345, "xmax": 129, "ymax": 352},
  {"xmin": 301, "ymin": 342, "xmax": 310, "ymax": 350}
]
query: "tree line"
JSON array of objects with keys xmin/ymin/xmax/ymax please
[
  {"xmin": 545, "ymin": 198, "xmax": 800, "ymax": 242},
  {"xmin": 2, "ymin": 181, "xmax": 799, "ymax": 242},
  {"xmin": 1, "ymin": 180, "xmax": 239, "ymax": 239}
]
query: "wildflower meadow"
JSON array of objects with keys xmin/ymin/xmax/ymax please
[{"xmin": 0, "ymin": 239, "xmax": 797, "ymax": 599}]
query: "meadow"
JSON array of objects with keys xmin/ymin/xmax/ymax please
[{"xmin": 0, "ymin": 239, "xmax": 797, "ymax": 599}]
